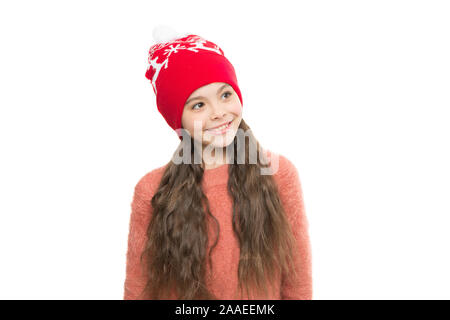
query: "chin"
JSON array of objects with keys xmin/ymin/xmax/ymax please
[{"xmin": 203, "ymin": 132, "xmax": 235, "ymax": 148}]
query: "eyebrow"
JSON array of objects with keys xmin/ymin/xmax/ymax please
[{"xmin": 184, "ymin": 84, "xmax": 230, "ymax": 106}]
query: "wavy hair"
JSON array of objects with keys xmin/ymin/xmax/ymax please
[{"xmin": 136, "ymin": 118, "xmax": 299, "ymax": 299}]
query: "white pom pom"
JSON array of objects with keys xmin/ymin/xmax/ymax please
[{"xmin": 152, "ymin": 24, "xmax": 182, "ymax": 44}]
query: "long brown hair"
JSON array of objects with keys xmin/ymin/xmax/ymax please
[{"xmin": 136, "ymin": 118, "xmax": 299, "ymax": 299}]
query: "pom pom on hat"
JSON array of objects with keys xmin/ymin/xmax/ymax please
[{"xmin": 152, "ymin": 24, "xmax": 191, "ymax": 44}]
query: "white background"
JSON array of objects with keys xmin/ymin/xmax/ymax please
[{"xmin": 0, "ymin": 0, "xmax": 449, "ymax": 299}]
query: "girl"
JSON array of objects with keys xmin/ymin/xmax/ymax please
[{"xmin": 123, "ymin": 29, "xmax": 312, "ymax": 300}]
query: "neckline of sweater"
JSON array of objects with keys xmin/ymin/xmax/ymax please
[{"xmin": 202, "ymin": 163, "xmax": 229, "ymax": 188}]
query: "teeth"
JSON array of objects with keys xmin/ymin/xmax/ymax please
[{"xmin": 209, "ymin": 122, "xmax": 229, "ymax": 131}]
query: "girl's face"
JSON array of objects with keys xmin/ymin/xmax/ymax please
[{"xmin": 181, "ymin": 82, "xmax": 242, "ymax": 148}]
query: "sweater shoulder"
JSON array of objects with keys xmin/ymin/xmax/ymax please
[
  {"xmin": 265, "ymin": 150, "xmax": 299, "ymax": 181},
  {"xmin": 133, "ymin": 162, "xmax": 169, "ymax": 201}
]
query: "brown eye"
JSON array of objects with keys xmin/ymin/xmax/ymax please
[
  {"xmin": 192, "ymin": 102, "xmax": 203, "ymax": 110},
  {"xmin": 223, "ymin": 91, "xmax": 232, "ymax": 99}
]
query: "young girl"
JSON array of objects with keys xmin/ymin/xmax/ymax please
[{"xmin": 123, "ymin": 29, "xmax": 312, "ymax": 300}]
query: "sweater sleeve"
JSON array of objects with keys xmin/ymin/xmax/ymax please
[
  {"xmin": 123, "ymin": 181, "xmax": 153, "ymax": 300},
  {"xmin": 278, "ymin": 156, "xmax": 313, "ymax": 300}
]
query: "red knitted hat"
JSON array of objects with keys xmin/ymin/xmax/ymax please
[{"xmin": 145, "ymin": 29, "xmax": 243, "ymax": 139}]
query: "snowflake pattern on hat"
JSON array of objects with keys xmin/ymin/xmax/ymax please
[{"xmin": 145, "ymin": 35, "xmax": 225, "ymax": 95}]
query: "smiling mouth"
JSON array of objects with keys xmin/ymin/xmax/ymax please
[{"xmin": 205, "ymin": 120, "xmax": 233, "ymax": 131}]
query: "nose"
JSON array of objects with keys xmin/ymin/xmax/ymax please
[{"xmin": 209, "ymin": 102, "xmax": 226, "ymax": 120}]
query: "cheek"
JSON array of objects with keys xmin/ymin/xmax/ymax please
[
  {"xmin": 184, "ymin": 114, "xmax": 208, "ymax": 132},
  {"xmin": 181, "ymin": 114, "xmax": 193, "ymax": 132},
  {"xmin": 228, "ymin": 103, "xmax": 242, "ymax": 116}
]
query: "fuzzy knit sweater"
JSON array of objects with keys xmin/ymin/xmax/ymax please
[{"xmin": 123, "ymin": 152, "xmax": 312, "ymax": 300}]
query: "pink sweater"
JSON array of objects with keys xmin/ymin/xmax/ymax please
[{"xmin": 123, "ymin": 152, "xmax": 312, "ymax": 300}]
